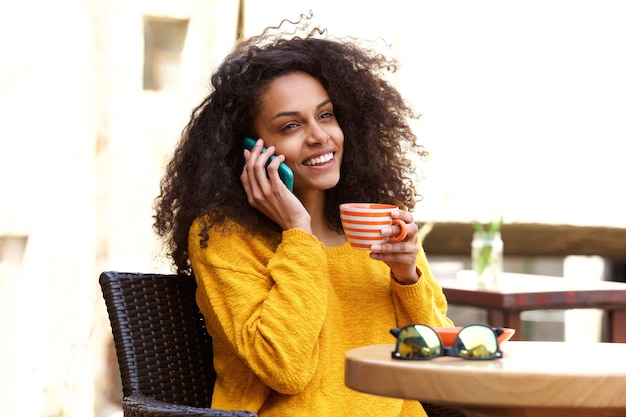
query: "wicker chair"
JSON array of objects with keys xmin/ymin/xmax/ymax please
[
  {"xmin": 99, "ymin": 271, "xmax": 256, "ymax": 417},
  {"xmin": 100, "ymin": 271, "xmax": 464, "ymax": 417}
]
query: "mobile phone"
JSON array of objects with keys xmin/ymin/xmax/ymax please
[{"xmin": 243, "ymin": 137, "xmax": 294, "ymax": 191}]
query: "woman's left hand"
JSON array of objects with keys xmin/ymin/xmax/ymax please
[{"xmin": 369, "ymin": 209, "xmax": 420, "ymax": 285}]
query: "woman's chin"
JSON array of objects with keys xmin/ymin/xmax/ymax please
[{"xmin": 294, "ymin": 177, "xmax": 340, "ymax": 194}]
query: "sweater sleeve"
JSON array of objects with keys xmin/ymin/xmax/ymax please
[
  {"xmin": 390, "ymin": 244, "xmax": 454, "ymax": 328},
  {"xmin": 189, "ymin": 219, "xmax": 329, "ymax": 395}
]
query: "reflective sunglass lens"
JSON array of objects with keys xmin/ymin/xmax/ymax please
[
  {"xmin": 455, "ymin": 325, "xmax": 499, "ymax": 359},
  {"xmin": 397, "ymin": 325, "xmax": 442, "ymax": 359}
]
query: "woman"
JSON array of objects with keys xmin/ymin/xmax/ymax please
[{"xmin": 153, "ymin": 14, "xmax": 453, "ymax": 417}]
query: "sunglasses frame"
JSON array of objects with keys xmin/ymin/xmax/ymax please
[{"xmin": 390, "ymin": 323, "xmax": 504, "ymax": 361}]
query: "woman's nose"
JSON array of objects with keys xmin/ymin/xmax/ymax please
[{"xmin": 307, "ymin": 123, "xmax": 330, "ymax": 144}]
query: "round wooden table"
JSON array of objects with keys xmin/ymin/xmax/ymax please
[{"xmin": 345, "ymin": 341, "xmax": 626, "ymax": 417}]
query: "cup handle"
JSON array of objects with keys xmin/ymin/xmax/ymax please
[{"xmin": 388, "ymin": 219, "xmax": 408, "ymax": 242}]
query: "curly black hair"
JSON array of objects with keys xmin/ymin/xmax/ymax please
[{"xmin": 153, "ymin": 13, "xmax": 426, "ymax": 274}]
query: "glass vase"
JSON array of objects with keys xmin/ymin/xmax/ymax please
[{"xmin": 471, "ymin": 231, "xmax": 503, "ymax": 283}]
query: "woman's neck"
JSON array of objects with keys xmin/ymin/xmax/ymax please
[{"xmin": 300, "ymin": 191, "xmax": 347, "ymax": 247}]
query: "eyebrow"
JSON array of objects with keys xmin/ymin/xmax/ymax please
[{"xmin": 271, "ymin": 98, "xmax": 332, "ymax": 120}]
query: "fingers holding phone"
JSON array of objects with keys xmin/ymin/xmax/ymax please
[
  {"xmin": 242, "ymin": 137, "xmax": 294, "ymax": 191},
  {"xmin": 241, "ymin": 138, "xmax": 310, "ymax": 231},
  {"xmin": 242, "ymin": 138, "xmax": 286, "ymax": 192}
]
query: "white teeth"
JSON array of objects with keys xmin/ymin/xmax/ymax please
[{"xmin": 303, "ymin": 152, "xmax": 334, "ymax": 166}]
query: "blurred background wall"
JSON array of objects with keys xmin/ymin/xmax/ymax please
[{"xmin": 1, "ymin": 1, "xmax": 625, "ymax": 416}]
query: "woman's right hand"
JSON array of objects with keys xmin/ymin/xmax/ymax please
[{"xmin": 241, "ymin": 139, "xmax": 312, "ymax": 232}]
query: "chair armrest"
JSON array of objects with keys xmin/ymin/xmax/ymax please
[{"xmin": 123, "ymin": 393, "xmax": 257, "ymax": 417}]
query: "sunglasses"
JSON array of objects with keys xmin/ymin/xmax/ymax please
[{"xmin": 390, "ymin": 323, "xmax": 503, "ymax": 360}]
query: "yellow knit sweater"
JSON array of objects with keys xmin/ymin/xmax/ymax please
[{"xmin": 189, "ymin": 218, "xmax": 453, "ymax": 417}]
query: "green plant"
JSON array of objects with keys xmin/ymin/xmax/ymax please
[{"xmin": 471, "ymin": 216, "xmax": 503, "ymax": 276}]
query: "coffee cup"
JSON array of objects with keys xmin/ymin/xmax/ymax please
[{"xmin": 339, "ymin": 203, "xmax": 408, "ymax": 250}]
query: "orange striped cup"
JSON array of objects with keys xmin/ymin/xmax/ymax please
[{"xmin": 339, "ymin": 203, "xmax": 408, "ymax": 250}]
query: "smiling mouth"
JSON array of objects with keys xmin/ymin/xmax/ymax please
[{"xmin": 303, "ymin": 152, "xmax": 334, "ymax": 166}]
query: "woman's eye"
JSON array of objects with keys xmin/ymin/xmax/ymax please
[
  {"xmin": 282, "ymin": 122, "xmax": 298, "ymax": 131},
  {"xmin": 320, "ymin": 111, "xmax": 332, "ymax": 120}
]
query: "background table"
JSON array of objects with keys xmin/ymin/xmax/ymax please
[
  {"xmin": 345, "ymin": 341, "xmax": 626, "ymax": 417},
  {"xmin": 439, "ymin": 272, "xmax": 626, "ymax": 342}
]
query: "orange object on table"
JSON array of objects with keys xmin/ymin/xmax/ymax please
[{"xmin": 433, "ymin": 327, "xmax": 515, "ymax": 346}]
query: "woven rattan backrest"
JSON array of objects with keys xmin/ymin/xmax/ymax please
[{"xmin": 99, "ymin": 271, "xmax": 217, "ymax": 407}]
